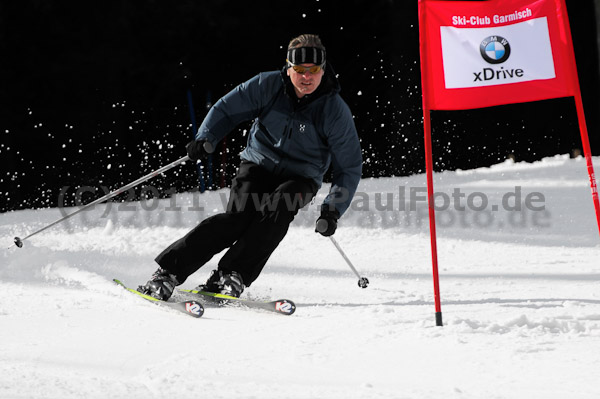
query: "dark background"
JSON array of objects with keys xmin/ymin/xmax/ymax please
[{"xmin": 1, "ymin": 0, "xmax": 599, "ymax": 212}]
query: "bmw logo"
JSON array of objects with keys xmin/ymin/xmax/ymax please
[{"xmin": 480, "ymin": 36, "xmax": 511, "ymax": 64}]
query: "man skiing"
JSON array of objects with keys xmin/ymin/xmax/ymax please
[{"xmin": 138, "ymin": 34, "xmax": 362, "ymax": 300}]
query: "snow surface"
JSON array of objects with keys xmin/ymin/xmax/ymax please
[{"xmin": 1, "ymin": 154, "xmax": 600, "ymax": 399}]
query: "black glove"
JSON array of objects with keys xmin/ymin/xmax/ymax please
[
  {"xmin": 186, "ymin": 139, "xmax": 213, "ymax": 161},
  {"xmin": 315, "ymin": 209, "xmax": 340, "ymax": 237}
]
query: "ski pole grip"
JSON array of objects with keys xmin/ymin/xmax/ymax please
[{"xmin": 203, "ymin": 141, "xmax": 214, "ymax": 154}]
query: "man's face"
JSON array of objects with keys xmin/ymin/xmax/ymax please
[{"xmin": 287, "ymin": 63, "xmax": 324, "ymax": 98}]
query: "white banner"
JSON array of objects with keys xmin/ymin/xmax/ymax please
[{"xmin": 440, "ymin": 17, "xmax": 556, "ymax": 89}]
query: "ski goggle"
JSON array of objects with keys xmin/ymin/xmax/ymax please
[{"xmin": 286, "ymin": 60, "xmax": 324, "ymax": 75}]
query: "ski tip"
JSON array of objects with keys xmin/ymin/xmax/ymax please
[
  {"xmin": 273, "ymin": 299, "xmax": 296, "ymax": 315},
  {"xmin": 182, "ymin": 300, "xmax": 205, "ymax": 318}
]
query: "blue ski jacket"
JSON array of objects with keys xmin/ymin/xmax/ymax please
[{"xmin": 195, "ymin": 66, "xmax": 362, "ymax": 216}]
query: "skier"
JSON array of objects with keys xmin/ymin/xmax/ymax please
[{"xmin": 138, "ymin": 34, "xmax": 362, "ymax": 300}]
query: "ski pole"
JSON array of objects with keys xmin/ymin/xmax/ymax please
[
  {"xmin": 12, "ymin": 142, "xmax": 213, "ymax": 249},
  {"xmin": 317, "ymin": 218, "xmax": 369, "ymax": 288},
  {"xmin": 327, "ymin": 236, "xmax": 369, "ymax": 288}
]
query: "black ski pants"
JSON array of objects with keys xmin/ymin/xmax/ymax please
[{"xmin": 155, "ymin": 161, "xmax": 318, "ymax": 287}]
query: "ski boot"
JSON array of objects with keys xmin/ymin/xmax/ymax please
[
  {"xmin": 137, "ymin": 267, "xmax": 179, "ymax": 301},
  {"xmin": 196, "ymin": 270, "xmax": 245, "ymax": 298}
]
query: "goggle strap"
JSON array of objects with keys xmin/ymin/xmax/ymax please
[{"xmin": 286, "ymin": 47, "xmax": 326, "ymax": 65}]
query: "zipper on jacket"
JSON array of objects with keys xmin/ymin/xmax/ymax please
[{"xmin": 285, "ymin": 112, "xmax": 295, "ymax": 140}]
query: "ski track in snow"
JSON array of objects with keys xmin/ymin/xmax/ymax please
[{"xmin": 1, "ymin": 154, "xmax": 600, "ymax": 399}]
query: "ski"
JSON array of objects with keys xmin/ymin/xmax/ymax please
[
  {"xmin": 113, "ymin": 279, "xmax": 204, "ymax": 318},
  {"xmin": 178, "ymin": 289, "xmax": 296, "ymax": 315}
]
